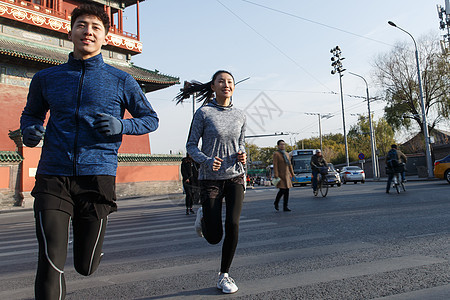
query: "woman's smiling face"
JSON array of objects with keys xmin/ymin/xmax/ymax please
[{"xmin": 211, "ymin": 72, "xmax": 235, "ymax": 101}]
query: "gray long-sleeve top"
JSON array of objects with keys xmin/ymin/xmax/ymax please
[{"xmin": 186, "ymin": 100, "xmax": 246, "ymax": 180}]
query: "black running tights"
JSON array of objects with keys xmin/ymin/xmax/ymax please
[
  {"xmin": 35, "ymin": 210, "xmax": 107, "ymax": 300},
  {"xmin": 201, "ymin": 180, "xmax": 244, "ymax": 273}
]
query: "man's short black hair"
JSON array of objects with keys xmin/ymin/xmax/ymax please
[
  {"xmin": 391, "ymin": 144, "xmax": 397, "ymax": 149},
  {"xmin": 277, "ymin": 139, "xmax": 285, "ymax": 145},
  {"xmin": 71, "ymin": 4, "xmax": 110, "ymax": 34}
]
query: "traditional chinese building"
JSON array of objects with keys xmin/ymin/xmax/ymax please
[{"xmin": 0, "ymin": 0, "xmax": 182, "ymax": 207}]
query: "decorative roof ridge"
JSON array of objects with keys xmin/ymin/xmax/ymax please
[
  {"xmin": 118, "ymin": 153, "xmax": 183, "ymax": 157},
  {"xmin": 106, "ymin": 60, "xmax": 179, "ymax": 83},
  {"xmin": 0, "ymin": 151, "xmax": 24, "ymax": 163},
  {"xmin": 0, "ymin": 34, "xmax": 70, "ymax": 56},
  {"xmin": 118, "ymin": 153, "xmax": 183, "ymax": 162},
  {"xmin": 128, "ymin": 63, "xmax": 179, "ymax": 81}
]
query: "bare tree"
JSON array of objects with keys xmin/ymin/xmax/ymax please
[{"xmin": 372, "ymin": 33, "xmax": 450, "ymax": 137}]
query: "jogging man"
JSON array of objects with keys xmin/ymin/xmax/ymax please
[{"xmin": 20, "ymin": 4, "xmax": 158, "ymax": 299}]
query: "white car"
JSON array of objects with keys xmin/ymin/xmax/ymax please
[{"xmin": 339, "ymin": 166, "xmax": 365, "ymax": 184}]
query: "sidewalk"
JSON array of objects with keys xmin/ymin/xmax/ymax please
[
  {"xmin": 0, "ymin": 192, "xmax": 185, "ymax": 214},
  {"xmin": 367, "ymin": 175, "xmax": 440, "ymax": 182}
]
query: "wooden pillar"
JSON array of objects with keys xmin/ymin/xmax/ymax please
[
  {"xmin": 111, "ymin": 12, "xmax": 115, "ymax": 30},
  {"xmin": 136, "ymin": 0, "xmax": 140, "ymax": 40},
  {"xmin": 118, "ymin": 9, "xmax": 123, "ymax": 32},
  {"xmin": 57, "ymin": 0, "xmax": 62, "ymax": 12},
  {"xmin": 106, "ymin": 5, "xmax": 111, "ymax": 30}
]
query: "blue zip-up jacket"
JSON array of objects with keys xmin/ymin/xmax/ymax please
[{"xmin": 20, "ymin": 53, "xmax": 159, "ymax": 176}]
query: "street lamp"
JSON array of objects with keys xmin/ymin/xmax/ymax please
[
  {"xmin": 306, "ymin": 113, "xmax": 333, "ymax": 151},
  {"xmin": 331, "ymin": 46, "xmax": 350, "ymax": 166},
  {"xmin": 348, "ymin": 72, "xmax": 379, "ymax": 180},
  {"xmin": 388, "ymin": 21, "xmax": 434, "ymax": 178}
]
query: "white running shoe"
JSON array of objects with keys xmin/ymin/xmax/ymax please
[
  {"xmin": 194, "ymin": 207, "xmax": 203, "ymax": 237},
  {"xmin": 217, "ymin": 273, "xmax": 238, "ymax": 294}
]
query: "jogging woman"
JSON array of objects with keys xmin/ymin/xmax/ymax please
[{"xmin": 175, "ymin": 70, "xmax": 246, "ymax": 294}]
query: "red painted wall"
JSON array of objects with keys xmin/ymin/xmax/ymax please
[
  {"xmin": 0, "ymin": 167, "xmax": 10, "ymax": 189},
  {"xmin": 120, "ymin": 111, "xmax": 151, "ymax": 154},
  {"xmin": 116, "ymin": 165, "xmax": 180, "ymax": 183},
  {"xmin": 0, "ymin": 83, "xmax": 28, "ymax": 151},
  {"xmin": 20, "ymin": 147, "xmax": 41, "ymax": 192}
]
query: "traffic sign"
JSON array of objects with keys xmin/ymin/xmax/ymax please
[{"xmin": 358, "ymin": 153, "xmax": 365, "ymax": 160}]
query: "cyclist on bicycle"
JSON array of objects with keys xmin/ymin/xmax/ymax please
[
  {"xmin": 311, "ymin": 149, "xmax": 328, "ymax": 195},
  {"xmin": 386, "ymin": 144, "xmax": 407, "ymax": 193}
]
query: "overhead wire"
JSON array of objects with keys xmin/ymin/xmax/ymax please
[
  {"xmin": 215, "ymin": 0, "xmax": 333, "ymax": 92},
  {"xmin": 215, "ymin": 0, "xmax": 390, "ymax": 142},
  {"xmin": 241, "ymin": 0, "xmax": 393, "ymax": 47}
]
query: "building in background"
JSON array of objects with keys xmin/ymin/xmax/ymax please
[{"xmin": 0, "ymin": 0, "xmax": 182, "ymax": 207}]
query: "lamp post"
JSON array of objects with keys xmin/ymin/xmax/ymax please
[
  {"xmin": 306, "ymin": 113, "xmax": 333, "ymax": 151},
  {"xmin": 331, "ymin": 46, "xmax": 349, "ymax": 166},
  {"xmin": 388, "ymin": 21, "xmax": 434, "ymax": 178},
  {"xmin": 348, "ymin": 72, "xmax": 379, "ymax": 179}
]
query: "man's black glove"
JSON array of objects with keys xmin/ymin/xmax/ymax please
[
  {"xmin": 22, "ymin": 125, "xmax": 45, "ymax": 147},
  {"xmin": 93, "ymin": 113, "xmax": 123, "ymax": 136}
]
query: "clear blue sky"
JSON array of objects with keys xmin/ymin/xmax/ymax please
[{"xmin": 124, "ymin": 0, "xmax": 445, "ymax": 154}]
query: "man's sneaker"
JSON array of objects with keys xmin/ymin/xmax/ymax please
[
  {"xmin": 217, "ymin": 273, "xmax": 238, "ymax": 294},
  {"xmin": 194, "ymin": 207, "xmax": 203, "ymax": 237}
]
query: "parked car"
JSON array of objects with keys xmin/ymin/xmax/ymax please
[
  {"xmin": 339, "ymin": 166, "xmax": 365, "ymax": 184},
  {"xmin": 434, "ymin": 155, "xmax": 450, "ymax": 183},
  {"xmin": 325, "ymin": 163, "xmax": 341, "ymax": 187}
]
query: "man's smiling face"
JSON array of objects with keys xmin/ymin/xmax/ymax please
[{"xmin": 68, "ymin": 14, "xmax": 107, "ymax": 60}]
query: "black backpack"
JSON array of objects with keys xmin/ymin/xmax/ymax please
[{"xmin": 386, "ymin": 149, "xmax": 399, "ymax": 168}]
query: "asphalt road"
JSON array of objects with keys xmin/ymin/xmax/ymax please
[{"xmin": 1, "ymin": 180, "xmax": 450, "ymax": 299}]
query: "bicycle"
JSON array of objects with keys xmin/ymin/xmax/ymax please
[
  {"xmin": 314, "ymin": 167, "xmax": 329, "ymax": 197},
  {"xmin": 386, "ymin": 163, "xmax": 406, "ymax": 194},
  {"xmin": 392, "ymin": 172, "xmax": 406, "ymax": 194}
]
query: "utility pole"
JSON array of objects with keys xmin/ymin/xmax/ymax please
[
  {"xmin": 192, "ymin": 93, "xmax": 196, "ymax": 116},
  {"xmin": 437, "ymin": 0, "xmax": 450, "ymax": 54},
  {"xmin": 331, "ymin": 46, "xmax": 349, "ymax": 166},
  {"xmin": 306, "ymin": 113, "xmax": 333, "ymax": 151},
  {"xmin": 348, "ymin": 72, "xmax": 379, "ymax": 180}
]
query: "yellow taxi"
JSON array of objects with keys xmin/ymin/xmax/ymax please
[{"xmin": 434, "ymin": 155, "xmax": 450, "ymax": 183}]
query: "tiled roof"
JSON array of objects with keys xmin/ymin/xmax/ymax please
[
  {"xmin": 0, "ymin": 151, "xmax": 23, "ymax": 163},
  {"xmin": 0, "ymin": 35, "xmax": 67, "ymax": 64},
  {"xmin": 118, "ymin": 153, "xmax": 183, "ymax": 162},
  {"xmin": 0, "ymin": 35, "xmax": 179, "ymax": 90}
]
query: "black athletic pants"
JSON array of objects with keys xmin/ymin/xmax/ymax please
[
  {"xmin": 183, "ymin": 182, "xmax": 194, "ymax": 209},
  {"xmin": 200, "ymin": 176, "xmax": 244, "ymax": 273},
  {"xmin": 35, "ymin": 209, "xmax": 107, "ymax": 299},
  {"xmin": 32, "ymin": 175, "xmax": 115, "ymax": 300},
  {"xmin": 275, "ymin": 188, "xmax": 289, "ymax": 208}
]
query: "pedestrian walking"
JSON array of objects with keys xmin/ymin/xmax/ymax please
[
  {"xmin": 20, "ymin": 4, "xmax": 158, "ymax": 299},
  {"xmin": 175, "ymin": 70, "xmax": 246, "ymax": 294},
  {"xmin": 272, "ymin": 140, "xmax": 295, "ymax": 211},
  {"xmin": 181, "ymin": 154, "xmax": 199, "ymax": 214}
]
